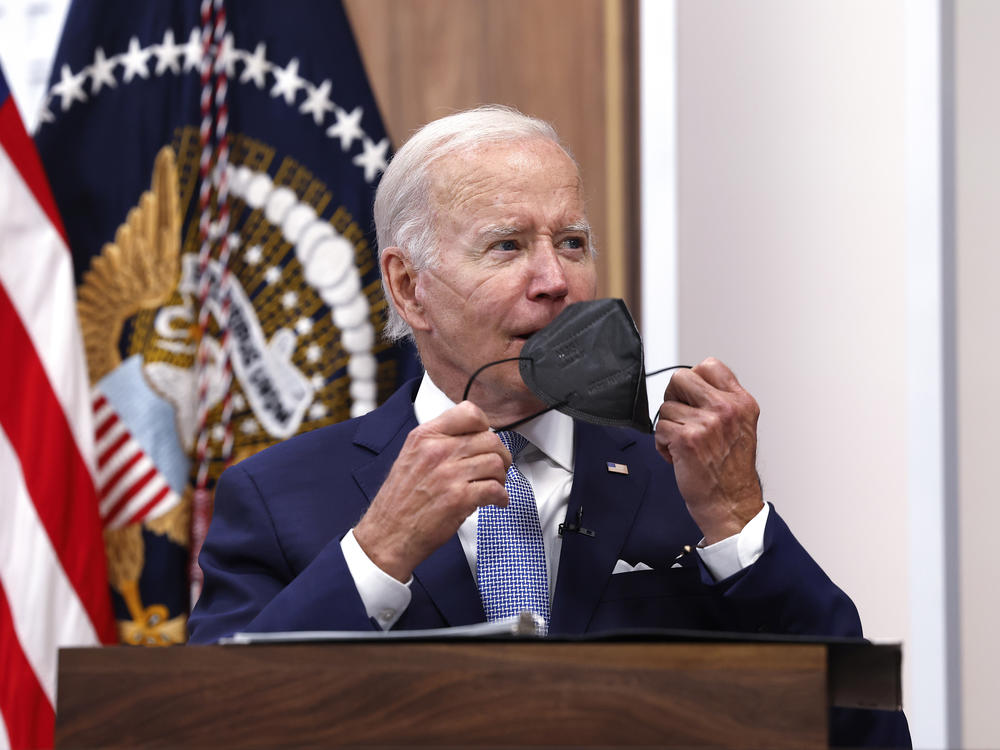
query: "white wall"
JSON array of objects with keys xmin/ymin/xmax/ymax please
[
  {"xmin": 643, "ymin": 2, "xmax": 1000, "ymax": 748},
  {"xmin": 955, "ymin": 2, "xmax": 1000, "ymax": 748},
  {"xmin": 641, "ymin": 2, "xmax": 962, "ymax": 748},
  {"xmin": 674, "ymin": 0, "xmax": 909, "ymax": 636}
]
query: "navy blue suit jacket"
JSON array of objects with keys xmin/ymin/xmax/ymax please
[{"xmin": 188, "ymin": 379, "xmax": 910, "ymax": 747}]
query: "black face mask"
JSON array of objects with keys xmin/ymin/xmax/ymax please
[{"xmin": 463, "ymin": 298, "xmax": 687, "ymax": 432}]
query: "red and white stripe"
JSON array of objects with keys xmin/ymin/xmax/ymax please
[
  {"xmin": 0, "ymin": 87, "xmax": 115, "ymax": 749},
  {"xmin": 92, "ymin": 393, "xmax": 180, "ymax": 529}
]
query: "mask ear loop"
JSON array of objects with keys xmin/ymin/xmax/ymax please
[
  {"xmin": 463, "ymin": 360, "xmax": 693, "ymax": 433},
  {"xmin": 462, "ymin": 356, "xmax": 569, "ymax": 431},
  {"xmin": 645, "ymin": 365, "xmax": 691, "ymax": 378},
  {"xmin": 645, "ymin": 365, "xmax": 692, "ymax": 428},
  {"xmin": 462, "ymin": 357, "xmax": 530, "ymax": 402}
]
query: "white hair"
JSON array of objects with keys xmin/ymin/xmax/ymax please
[{"xmin": 374, "ymin": 105, "xmax": 577, "ymax": 343}]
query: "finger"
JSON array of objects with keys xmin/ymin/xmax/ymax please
[
  {"xmin": 662, "ymin": 367, "xmax": 717, "ymax": 408},
  {"xmin": 459, "ymin": 451, "xmax": 509, "ymax": 486},
  {"xmin": 426, "ymin": 400, "xmax": 491, "ymax": 436},
  {"xmin": 445, "ymin": 430, "xmax": 512, "ymax": 468},
  {"xmin": 491, "ymin": 432, "xmax": 513, "ymax": 470},
  {"xmin": 470, "ymin": 480, "xmax": 509, "ymax": 508},
  {"xmin": 691, "ymin": 356, "xmax": 742, "ymax": 393},
  {"xmin": 657, "ymin": 399, "xmax": 702, "ymax": 426},
  {"xmin": 652, "ymin": 423, "xmax": 675, "ymax": 464},
  {"xmin": 654, "ymin": 409, "xmax": 700, "ymax": 459}
]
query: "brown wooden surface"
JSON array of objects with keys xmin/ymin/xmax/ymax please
[
  {"xmin": 56, "ymin": 641, "xmax": 827, "ymax": 748},
  {"xmin": 342, "ymin": 0, "xmax": 641, "ymax": 315}
]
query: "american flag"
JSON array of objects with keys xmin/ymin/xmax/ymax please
[
  {"xmin": 92, "ymin": 392, "xmax": 181, "ymax": 529},
  {"xmin": 0, "ymin": 61, "xmax": 116, "ymax": 750}
]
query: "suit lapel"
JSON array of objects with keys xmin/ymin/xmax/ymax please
[
  {"xmin": 351, "ymin": 380, "xmax": 419, "ymax": 501},
  {"xmin": 412, "ymin": 538, "xmax": 485, "ymax": 626},
  {"xmin": 550, "ymin": 422, "xmax": 649, "ymax": 635},
  {"xmin": 351, "ymin": 379, "xmax": 483, "ymax": 627}
]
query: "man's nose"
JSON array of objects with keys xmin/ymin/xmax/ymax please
[{"xmin": 527, "ymin": 245, "xmax": 570, "ymax": 300}]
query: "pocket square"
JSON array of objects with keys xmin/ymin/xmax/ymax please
[{"xmin": 612, "ymin": 559, "xmax": 653, "ymax": 574}]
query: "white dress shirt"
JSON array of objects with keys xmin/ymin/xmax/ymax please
[{"xmin": 341, "ymin": 373, "xmax": 769, "ymax": 630}]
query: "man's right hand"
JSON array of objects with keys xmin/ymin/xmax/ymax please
[{"xmin": 353, "ymin": 401, "xmax": 512, "ymax": 582}]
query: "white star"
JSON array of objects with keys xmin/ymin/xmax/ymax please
[
  {"xmin": 300, "ymin": 79, "xmax": 334, "ymax": 125},
  {"xmin": 306, "ymin": 344, "xmax": 322, "ymax": 363},
  {"xmin": 216, "ymin": 33, "xmax": 237, "ymax": 77},
  {"xmin": 264, "ymin": 266, "xmax": 281, "ymax": 284},
  {"xmin": 295, "ymin": 317, "xmax": 314, "ymax": 335},
  {"xmin": 282, "ymin": 291, "xmax": 298, "ymax": 310},
  {"xmin": 326, "ymin": 106, "xmax": 364, "ymax": 151},
  {"xmin": 52, "ymin": 64, "xmax": 88, "ymax": 111},
  {"xmin": 270, "ymin": 58, "xmax": 304, "ymax": 105},
  {"xmin": 38, "ymin": 103, "xmax": 54, "ymax": 124},
  {"xmin": 211, "ymin": 423, "xmax": 226, "ymax": 442},
  {"xmin": 244, "ymin": 245, "xmax": 263, "ymax": 265},
  {"xmin": 183, "ymin": 29, "xmax": 204, "ymax": 73},
  {"xmin": 232, "ymin": 393, "xmax": 247, "ymax": 410},
  {"xmin": 353, "ymin": 137, "xmax": 390, "ymax": 182},
  {"xmin": 311, "ymin": 374, "xmax": 326, "ymax": 391},
  {"xmin": 121, "ymin": 37, "xmax": 152, "ymax": 82},
  {"xmin": 240, "ymin": 417, "xmax": 258, "ymax": 434},
  {"xmin": 308, "ymin": 402, "xmax": 328, "ymax": 420},
  {"xmin": 240, "ymin": 42, "xmax": 269, "ymax": 88},
  {"xmin": 154, "ymin": 29, "xmax": 182, "ymax": 76},
  {"xmin": 89, "ymin": 48, "xmax": 117, "ymax": 94}
]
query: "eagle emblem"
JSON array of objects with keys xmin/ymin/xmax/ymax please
[{"xmin": 77, "ymin": 131, "xmax": 398, "ymax": 644}]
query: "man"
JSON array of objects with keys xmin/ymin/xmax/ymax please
[{"xmin": 188, "ymin": 106, "xmax": 908, "ymax": 747}]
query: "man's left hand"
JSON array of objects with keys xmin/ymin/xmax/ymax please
[{"xmin": 654, "ymin": 357, "xmax": 764, "ymax": 544}]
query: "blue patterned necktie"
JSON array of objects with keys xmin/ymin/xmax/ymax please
[{"xmin": 476, "ymin": 430, "xmax": 550, "ymax": 633}]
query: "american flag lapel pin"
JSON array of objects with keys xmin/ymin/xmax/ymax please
[{"xmin": 606, "ymin": 461, "xmax": 629, "ymax": 475}]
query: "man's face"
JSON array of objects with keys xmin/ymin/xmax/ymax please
[{"xmin": 411, "ymin": 137, "xmax": 598, "ymax": 416}]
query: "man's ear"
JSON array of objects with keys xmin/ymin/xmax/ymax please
[{"xmin": 381, "ymin": 248, "xmax": 430, "ymax": 332}]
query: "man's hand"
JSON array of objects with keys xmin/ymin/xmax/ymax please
[
  {"xmin": 353, "ymin": 401, "xmax": 511, "ymax": 582},
  {"xmin": 655, "ymin": 357, "xmax": 764, "ymax": 545}
]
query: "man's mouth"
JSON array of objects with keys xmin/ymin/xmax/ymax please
[
  {"xmin": 511, "ymin": 331, "xmax": 538, "ymax": 343},
  {"xmin": 511, "ymin": 317, "xmax": 559, "ymax": 343},
  {"xmin": 512, "ymin": 323, "xmax": 551, "ymax": 341}
]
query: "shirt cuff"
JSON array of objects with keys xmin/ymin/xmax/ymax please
[
  {"xmin": 340, "ymin": 529, "xmax": 412, "ymax": 630},
  {"xmin": 695, "ymin": 502, "xmax": 770, "ymax": 582}
]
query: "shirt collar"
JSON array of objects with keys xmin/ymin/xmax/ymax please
[{"xmin": 413, "ymin": 372, "xmax": 575, "ymax": 472}]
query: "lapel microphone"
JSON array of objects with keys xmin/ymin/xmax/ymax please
[{"xmin": 559, "ymin": 506, "xmax": 596, "ymax": 538}]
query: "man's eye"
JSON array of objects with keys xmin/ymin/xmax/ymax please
[
  {"xmin": 560, "ymin": 237, "xmax": 584, "ymax": 250},
  {"xmin": 494, "ymin": 239, "xmax": 518, "ymax": 252}
]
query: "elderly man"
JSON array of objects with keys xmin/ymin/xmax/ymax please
[{"xmin": 189, "ymin": 107, "xmax": 907, "ymax": 746}]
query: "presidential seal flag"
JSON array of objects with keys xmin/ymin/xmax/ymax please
[
  {"xmin": 0, "ymin": 61, "xmax": 117, "ymax": 750},
  {"xmin": 34, "ymin": 0, "xmax": 418, "ymax": 648}
]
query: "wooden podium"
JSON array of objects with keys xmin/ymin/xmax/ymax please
[{"xmin": 55, "ymin": 638, "xmax": 901, "ymax": 748}]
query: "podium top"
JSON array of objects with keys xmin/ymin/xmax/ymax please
[{"xmin": 218, "ymin": 624, "xmax": 900, "ymax": 711}]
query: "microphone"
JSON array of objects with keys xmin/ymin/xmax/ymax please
[{"xmin": 559, "ymin": 506, "xmax": 595, "ymax": 538}]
